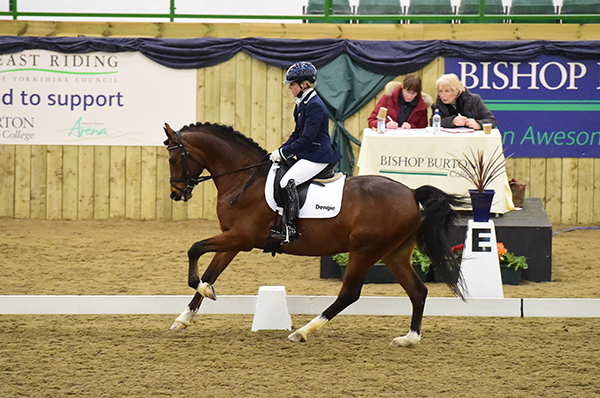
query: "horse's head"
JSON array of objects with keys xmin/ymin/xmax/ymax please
[{"xmin": 163, "ymin": 123, "xmax": 203, "ymax": 202}]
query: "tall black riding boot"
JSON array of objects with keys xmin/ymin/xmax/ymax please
[{"xmin": 282, "ymin": 179, "xmax": 300, "ymax": 244}]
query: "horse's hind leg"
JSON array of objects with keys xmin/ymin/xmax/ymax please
[
  {"xmin": 382, "ymin": 245, "xmax": 428, "ymax": 348},
  {"xmin": 288, "ymin": 252, "xmax": 375, "ymax": 343}
]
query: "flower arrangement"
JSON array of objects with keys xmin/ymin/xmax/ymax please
[
  {"xmin": 451, "ymin": 242, "xmax": 529, "ymax": 270},
  {"xmin": 453, "ymin": 147, "xmax": 511, "ymax": 192},
  {"xmin": 332, "ymin": 246, "xmax": 432, "ymax": 274}
]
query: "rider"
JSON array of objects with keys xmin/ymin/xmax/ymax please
[{"xmin": 269, "ymin": 61, "xmax": 342, "ymax": 245}]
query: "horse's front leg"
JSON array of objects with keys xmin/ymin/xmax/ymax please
[
  {"xmin": 187, "ymin": 232, "xmax": 248, "ymax": 297},
  {"xmin": 171, "ymin": 250, "xmax": 239, "ymax": 331}
]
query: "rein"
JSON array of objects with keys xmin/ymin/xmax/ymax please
[{"xmin": 164, "ymin": 129, "xmax": 271, "ymax": 203}]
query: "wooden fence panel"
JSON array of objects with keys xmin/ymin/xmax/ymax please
[
  {"xmin": 235, "ymin": 52, "xmax": 252, "ymax": 136},
  {"xmin": 577, "ymin": 158, "xmax": 594, "ymax": 224},
  {"xmin": 93, "ymin": 146, "xmax": 110, "ymax": 220},
  {"xmin": 265, "ymin": 64, "xmax": 283, "ymax": 152},
  {"xmin": 78, "ymin": 146, "xmax": 95, "ymax": 219},
  {"xmin": 250, "ymin": 58, "xmax": 267, "ymax": 149},
  {"xmin": 155, "ymin": 144, "xmax": 172, "ymax": 220},
  {"xmin": 62, "ymin": 146, "xmax": 79, "ymax": 220},
  {"xmin": 545, "ymin": 158, "xmax": 563, "ymax": 222},
  {"xmin": 0, "ymin": 145, "xmax": 15, "ymax": 217},
  {"xmin": 529, "ymin": 158, "xmax": 547, "ymax": 202},
  {"xmin": 109, "ymin": 146, "xmax": 126, "ymax": 218},
  {"xmin": 561, "ymin": 158, "xmax": 579, "ymax": 224},
  {"xmin": 46, "ymin": 146, "xmax": 63, "ymax": 219},
  {"xmin": 140, "ymin": 146, "xmax": 157, "ymax": 220},
  {"xmin": 30, "ymin": 145, "xmax": 47, "ymax": 219},
  {"xmin": 202, "ymin": 64, "xmax": 221, "ymax": 221},
  {"xmin": 125, "ymin": 146, "xmax": 142, "ymax": 220},
  {"xmin": 14, "ymin": 145, "xmax": 31, "ymax": 218},
  {"xmin": 220, "ymin": 57, "xmax": 237, "ymax": 127},
  {"xmin": 185, "ymin": 69, "xmax": 205, "ymax": 220}
]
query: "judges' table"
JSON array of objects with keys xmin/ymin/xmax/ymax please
[{"xmin": 357, "ymin": 128, "xmax": 515, "ymax": 214}]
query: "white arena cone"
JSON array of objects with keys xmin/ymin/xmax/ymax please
[
  {"xmin": 460, "ymin": 220, "xmax": 504, "ymax": 299},
  {"xmin": 251, "ymin": 286, "xmax": 293, "ymax": 331}
]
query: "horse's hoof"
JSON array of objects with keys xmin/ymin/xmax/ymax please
[
  {"xmin": 288, "ymin": 330, "xmax": 306, "ymax": 343},
  {"xmin": 389, "ymin": 331, "xmax": 420, "ymax": 348},
  {"xmin": 197, "ymin": 282, "xmax": 217, "ymax": 301},
  {"xmin": 170, "ymin": 321, "xmax": 188, "ymax": 331}
]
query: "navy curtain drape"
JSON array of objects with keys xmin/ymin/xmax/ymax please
[{"xmin": 3, "ymin": 37, "xmax": 600, "ymax": 75}]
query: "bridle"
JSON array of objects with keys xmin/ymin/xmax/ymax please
[{"xmin": 164, "ymin": 129, "xmax": 271, "ymax": 203}]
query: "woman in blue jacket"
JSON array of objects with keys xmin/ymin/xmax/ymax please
[{"xmin": 269, "ymin": 61, "xmax": 341, "ymax": 244}]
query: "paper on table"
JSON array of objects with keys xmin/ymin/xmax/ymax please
[{"xmin": 440, "ymin": 127, "xmax": 475, "ymax": 134}]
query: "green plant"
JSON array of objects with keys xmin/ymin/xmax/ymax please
[
  {"xmin": 332, "ymin": 253, "xmax": 349, "ymax": 266},
  {"xmin": 451, "ymin": 242, "xmax": 529, "ymax": 270},
  {"xmin": 453, "ymin": 147, "xmax": 511, "ymax": 192},
  {"xmin": 412, "ymin": 245, "xmax": 432, "ymax": 274},
  {"xmin": 332, "ymin": 246, "xmax": 432, "ymax": 274}
]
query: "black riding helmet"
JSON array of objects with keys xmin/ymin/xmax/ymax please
[{"xmin": 283, "ymin": 61, "xmax": 317, "ymax": 85}]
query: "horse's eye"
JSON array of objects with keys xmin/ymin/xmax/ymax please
[{"xmin": 169, "ymin": 158, "xmax": 177, "ymax": 165}]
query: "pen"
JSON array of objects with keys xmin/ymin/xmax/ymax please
[{"xmin": 387, "ymin": 116, "xmax": 393, "ymax": 122}]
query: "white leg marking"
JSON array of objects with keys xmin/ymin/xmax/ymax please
[
  {"xmin": 197, "ymin": 281, "xmax": 217, "ymax": 300},
  {"xmin": 288, "ymin": 314, "xmax": 328, "ymax": 343},
  {"xmin": 170, "ymin": 306, "xmax": 198, "ymax": 330},
  {"xmin": 389, "ymin": 330, "xmax": 421, "ymax": 348}
]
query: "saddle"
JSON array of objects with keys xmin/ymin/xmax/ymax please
[{"xmin": 271, "ymin": 158, "xmax": 340, "ymax": 209}]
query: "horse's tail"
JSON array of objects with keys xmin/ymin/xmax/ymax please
[{"xmin": 413, "ymin": 185, "xmax": 468, "ymax": 300}]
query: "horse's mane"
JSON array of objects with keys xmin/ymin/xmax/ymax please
[{"xmin": 180, "ymin": 122, "xmax": 268, "ymax": 157}]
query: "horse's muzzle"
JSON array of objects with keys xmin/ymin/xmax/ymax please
[{"xmin": 171, "ymin": 190, "xmax": 192, "ymax": 201}]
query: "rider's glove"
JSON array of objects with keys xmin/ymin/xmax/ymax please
[{"xmin": 269, "ymin": 149, "xmax": 282, "ymax": 163}]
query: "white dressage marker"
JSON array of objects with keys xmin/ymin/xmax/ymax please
[{"xmin": 251, "ymin": 286, "xmax": 293, "ymax": 331}]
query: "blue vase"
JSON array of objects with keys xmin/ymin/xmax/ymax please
[{"xmin": 469, "ymin": 189, "xmax": 495, "ymax": 222}]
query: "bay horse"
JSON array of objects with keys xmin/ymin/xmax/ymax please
[{"xmin": 163, "ymin": 122, "xmax": 466, "ymax": 347}]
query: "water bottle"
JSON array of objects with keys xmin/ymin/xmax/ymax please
[
  {"xmin": 377, "ymin": 107, "xmax": 387, "ymax": 134},
  {"xmin": 377, "ymin": 117, "xmax": 385, "ymax": 134},
  {"xmin": 432, "ymin": 109, "xmax": 441, "ymax": 135}
]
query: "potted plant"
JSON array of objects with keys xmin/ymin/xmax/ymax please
[
  {"xmin": 453, "ymin": 147, "xmax": 511, "ymax": 222},
  {"xmin": 451, "ymin": 242, "xmax": 528, "ymax": 285},
  {"xmin": 332, "ymin": 246, "xmax": 432, "ymax": 283}
]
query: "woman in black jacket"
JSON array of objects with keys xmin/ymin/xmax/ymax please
[{"xmin": 431, "ymin": 73, "xmax": 497, "ymax": 130}]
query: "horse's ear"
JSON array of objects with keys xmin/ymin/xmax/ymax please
[{"xmin": 164, "ymin": 123, "xmax": 177, "ymax": 142}]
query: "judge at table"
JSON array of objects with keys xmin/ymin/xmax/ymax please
[
  {"xmin": 368, "ymin": 74, "xmax": 430, "ymax": 130},
  {"xmin": 432, "ymin": 73, "xmax": 497, "ymax": 130}
]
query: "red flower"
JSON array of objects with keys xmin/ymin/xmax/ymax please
[{"xmin": 452, "ymin": 243, "xmax": 464, "ymax": 253}]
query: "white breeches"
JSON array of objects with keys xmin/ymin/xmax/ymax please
[{"xmin": 280, "ymin": 159, "xmax": 328, "ymax": 188}]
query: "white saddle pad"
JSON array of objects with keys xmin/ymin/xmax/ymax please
[{"xmin": 265, "ymin": 163, "xmax": 345, "ymax": 219}]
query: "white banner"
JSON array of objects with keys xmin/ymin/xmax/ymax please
[{"xmin": 0, "ymin": 50, "xmax": 195, "ymax": 146}]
